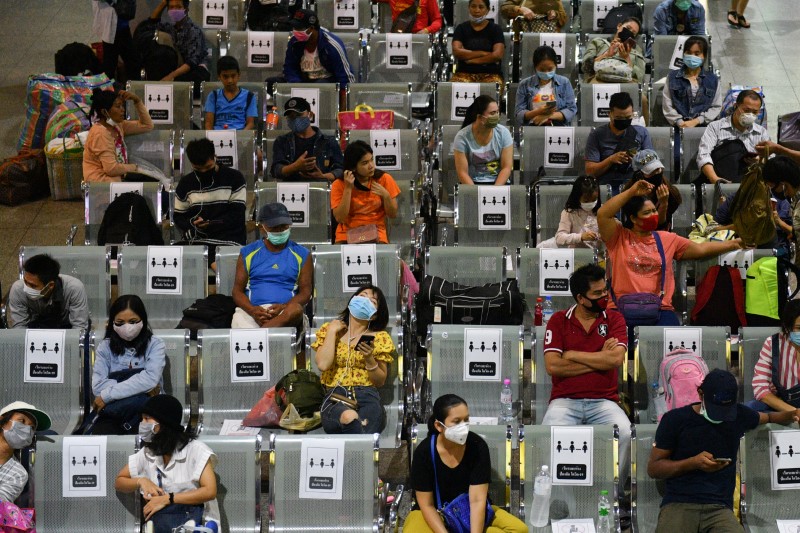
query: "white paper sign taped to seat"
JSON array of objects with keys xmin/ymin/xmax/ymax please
[
  {"xmin": 219, "ymin": 419, "xmax": 261, "ymax": 436},
  {"xmin": 146, "ymin": 246, "xmax": 183, "ymax": 295},
  {"xmin": 593, "ymin": 83, "xmax": 620, "ymax": 122},
  {"xmin": 334, "ymin": 0, "xmax": 359, "ymax": 30},
  {"xmin": 539, "ymin": 249, "xmax": 575, "ymax": 296},
  {"xmin": 229, "ymin": 328, "xmax": 270, "ymax": 382},
  {"xmin": 24, "ymin": 329, "xmax": 66, "ymax": 383},
  {"xmin": 203, "ymin": 0, "xmax": 228, "ymax": 28},
  {"xmin": 478, "ymin": 185, "xmax": 511, "ymax": 230},
  {"xmin": 663, "ymin": 327, "xmax": 702, "ymax": 354},
  {"xmin": 145, "ymin": 84, "xmax": 174, "ymax": 125},
  {"xmin": 593, "ymin": 0, "xmax": 618, "ymax": 31},
  {"xmin": 463, "ymin": 328, "xmax": 503, "ymax": 381},
  {"xmin": 668, "ymin": 35, "xmax": 691, "ymax": 71},
  {"xmin": 341, "ymin": 244, "xmax": 378, "ymax": 292},
  {"xmin": 544, "ymin": 126, "xmax": 575, "ymax": 168},
  {"xmin": 777, "ymin": 520, "xmax": 800, "ymax": 533},
  {"xmin": 205, "ymin": 130, "xmax": 238, "ymax": 169},
  {"xmin": 109, "ymin": 182, "xmax": 144, "ymax": 203},
  {"xmin": 451, "ymin": 82, "xmax": 481, "ymax": 122},
  {"xmin": 551, "ymin": 426, "xmax": 594, "ymax": 486},
  {"xmin": 370, "ymin": 130, "xmax": 402, "ymax": 170},
  {"xmin": 718, "ymin": 249, "xmax": 754, "ymax": 280},
  {"xmin": 386, "ymin": 33, "xmax": 413, "ymax": 70},
  {"xmin": 551, "ymin": 518, "xmax": 597, "ymax": 532},
  {"xmin": 770, "ymin": 430, "xmax": 800, "ymax": 490},
  {"xmin": 247, "ymin": 31, "xmax": 275, "ymax": 68},
  {"xmin": 300, "ymin": 438, "xmax": 345, "ymax": 500},
  {"xmin": 277, "ymin": 182, "xmax": 310, "ymax": 227},
  {"xmin": 539, "ymin": 33, "xmax": 567, "ymax": 68},
  {"xmin": 487, "ymin": 0, "xmax": 499, "ymax": 22},
  {"xmin": 62, "ymin": 436, "xmax": 107, "ymax": 498},
  {"xmin": 290, "ymin": 88, "xmax": 320, "ymax": 125}
]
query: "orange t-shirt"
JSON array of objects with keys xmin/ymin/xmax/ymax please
[
  {"xmin": 331, "ymin": 172, "xmax": 401, "ymax": 244},
  {"xmin": 605, "ymin": 226, "xmax": 691, "ymax": 310}
]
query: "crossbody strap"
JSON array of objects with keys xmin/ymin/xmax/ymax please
[
  {"xmin": 430, "ymin": 434, "xmax": 443, "ymax": 510},
  {"xmin": 652, "ymin": 231, "xmax": 666, "ymax": 295}
]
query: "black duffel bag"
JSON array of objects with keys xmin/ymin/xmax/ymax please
[{"xmin": 416, "ymin": 276, "xmax": 525, "ymax": 338}]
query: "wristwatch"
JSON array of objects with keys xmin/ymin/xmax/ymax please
[{"xmin": 169, "ymin": 492, "xmax": 175, "ymax": 504}]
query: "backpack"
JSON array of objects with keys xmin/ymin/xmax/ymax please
[
  {"xmin": 177, "ymin": 294, "xmax": 236, "ymax": 339},
  {"xmin": 690, "ymin": 265, "xmax": 746, "ymax": 331},
  {"xmin": 710, "ymin": 139, "xmax": 749, "ymax": 183},
  {"xmin": 97, "ymin": 192, "xmax": 164, "ymax": 246},
  {"xmin": 275, "ymin": 369, "xmax": 325, "ymax": 418},
  {"xmin": 0, "ymin": 149, "xmax": 49, "ymax": 206},
  {"xmin": 416, "ymin": 276, "xmax": 525, "ymax": 338},
  {"xmin": 54, "ymin": 42, "xmax": 102, "ymax": 77},
  {"xmin": 745, "ymin": 257, "xmax": 800, "ymax": 326},
  {"xmin": 601, "ymin": 3, "xmax": 644, "ymax": 33},
  {"xmin": 659, "ymin": 348, "xmax": 709, "ymax": 418},
  {"xmin": 728, "ymin": 160, "xmax": 775, "ymax": 247},
  {"xmin": 721, "ymin": 85, "xmax": 767, "ymax": 128}
]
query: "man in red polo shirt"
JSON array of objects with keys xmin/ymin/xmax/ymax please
[{"xmin": 542, "ymin": 264, "xmax": 631, "ymax": 485}]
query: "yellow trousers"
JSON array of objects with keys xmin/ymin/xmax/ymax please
[{"xmin": 403, "ymin": 506, "xmax": 528, "ymax": 532}]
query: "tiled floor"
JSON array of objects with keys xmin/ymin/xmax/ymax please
[{"xmin": 0, "ymin": 0, "xmax": 798, "ymax": 301}]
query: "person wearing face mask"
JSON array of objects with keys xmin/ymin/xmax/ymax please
[
  {"xmin": 283, "ymin": 9, "xmax": 355, "ymax": 88},
  {"xmin": 8, "ymin": 254, "xmax": 89, "ymax": 330},
  {"xmin": 149, "ymin": 0, "xmax": 210, "ymax": 98},
  {"xmin": 83, "ymin": 88, "xmax": 154, "ymax": 183},
  {"xmin": 450, "ymin": 0, "xmax": 506, "ymax": 90},
  {"xmin": 598, "ymin": 180, "xmax": 746, "ymax": 328},
  {"xmin": 649, "ymin": 0, "xmax": 706, "ymax": 57},
  {"xmin": 115, "ymin": 395, "xmax": 220, "ymax": 533},
  {"xmin": 516, "ymin": 45, "xmax": 577, "ymax": 127},
  {"xmin": 649, "ymin": 369, "xmax": 798, "ymax": 533},
  {"xmin": 662, "ymin": 36, "xmax": 722, "ymax": 129},
  {"xmin": 0, "ymin": 402, "xmax": 51, "ymax": 503},
  {"xmin": 311, "ymin": 285, "xmax": 396, "ymax": 434},
  {"xmin": 271, "ymin": 97, "xmax": 344, "ymax": 182},
  {"xmin": 622, "ymin": 149, "xmax": 682, "ymax": 231},
  {"xmin": 89, "ymin": 295, "xmax": 166, "ymax": 435},
  {"xmin": 541, "ymin": 265, "xmax": 631, "ymax": 493},
  {"xmin": 551, "ymin": 175, "xmax": 603, "ymax": 249},
  {"xmin": 173, "ymin": 138, "xmax": 247, "ymax": 269},
  {"xmin": 231, "ymin": 203, "xmax": 312, "ymax": 330},
  {"xmin": 453, "ymin": 95, "xmax": 514, "ymax": 185},
  {"xmin": 585, "ymin": 92, "xmax": 653, "ymax": 191},
  {"xmin": 697, "ymin": 89, "xmax": 770, "ymax": 185},
  {"xmin": 406, "ymin": 394, "xmax": 527, "ymax": 533}
]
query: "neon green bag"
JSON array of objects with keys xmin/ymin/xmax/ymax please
[{"xmin": 745, "ymin": 257, "xmax": 779, "ymax": 322}]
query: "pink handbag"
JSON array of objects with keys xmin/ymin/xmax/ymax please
[
  {"xmin": 0, "ymin": 502, "xmax": 35, "ymax": 532},
  {"xmin": 337, "ymin": 104, "xmax": 394, "ymax": 131}
]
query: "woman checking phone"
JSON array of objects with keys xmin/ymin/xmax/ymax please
[{"xmin": 311, "ymin": 285, "xmax": 396, "ymax": 434}]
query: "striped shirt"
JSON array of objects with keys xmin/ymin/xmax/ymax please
[
  {"xmin": 0, "ymin": 457, "xmax": 28, "ymax": 503},
  {"xmin": 696, "ymin": 116, "xmax": 770, "ymax": 170},
  {"xmin": 752, "ymin": 333, "xmax": 800, "ymax": 401}
]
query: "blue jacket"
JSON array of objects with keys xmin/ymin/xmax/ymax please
[
  {"xmin": 667, "ymin": 67, "xmax": 719, "ymax": 121},
  {"xmin": 515, "ymin": 73, "xmax": 577, "ymax": 126},
  {"xmin": 283, "ymin": 28, "xmax": 356, "ymax": 87},
  {"xmin": 92, "ymin": 336, "xmax": 166, "ymax": 403},
  {"xmin": 653, "ymin": 0, "xmax": 706, "ymax": 36}
]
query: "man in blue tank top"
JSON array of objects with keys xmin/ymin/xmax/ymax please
[{"xmin": 231, "ymin": 203, "xmax": 312, "ymax": 329}]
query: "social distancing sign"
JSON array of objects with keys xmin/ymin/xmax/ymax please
[
  {"xmin": 551, "ymin": 426, "xmax": 594, "ymax": 486},
  {"xmin": 24, "ymin": 329, "xmax": 66, "ymax": 383},
  {"xmin": 451, "ymin": 83, "xmax": 481, "ymax": 122},
  {"xmin": 203, "ymin": 0, "xmax": 228, "ymax": 28},
  {"xmin": 229, "ymin": 328, "xmax": 270, "ymax": 382},
  {"xmin": 386, "ymin": 34, "xmax": 413, "ymax": 70},
  {"xmin": 593, "ymin": 84, "xmax": 620, "ymax": 122},
  {"xmin": 299, "ymin": 438, "xmax": 345, "ymax": 500},
  {"xmin": 109, "ymin": 182, "xmax": 143, "ymax": 202},
  {"xmin": 277, "ymin": 182, "xmax": 310, "ymax": 227},
  {"xmin": 543, "ymin": 126, "xmax": 575, "ymax": 169},
  {"xmin": 340, "ymin": 244, "xmax": 377, "ymax": 292},
  {"xmin": 478, "ymin": 185, "xmax": 511, "ymax": 230},
  {"xmin": 146, "ymin": 246, "xmax": 183, "ymax": 295},
  {"xmin": 62, "ymin": 436, "xmax": 107, "ymax": 498},
  {"xmin": 663, "ymin": 327, "xmax": 702, "ymax": 354},
  {"xmin": 145, "ymin": 84, "xmax": 174, "ymax": 125},
  {"xmin": 463, "ymin": 328, "xmax": 503, "ymax": 382},
  {"xmin": 247, "ymin": 31, "xmax": 275, "ymax": 68},
  {"xmin": 539, "ymin": 248, "xmax": 575, "ymax": 297}
]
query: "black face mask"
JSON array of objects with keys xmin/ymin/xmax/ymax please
[
  {"xmin": 194, "ymin": 169, "xmax": 215, "ymax": 182},
  {"xmin": 582, "ymin": 295, "xmax": 609, "ymax": 313},
  {"xmin": 613, "ymin": 118, "xmax": 633, "ymax": 130},
  {"xmin": 646, "ymin": 171, "xmax": 664, "ymax": 189}
]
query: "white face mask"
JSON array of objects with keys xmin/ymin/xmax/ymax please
[
  {"xmin": 138, "ymin": 421, "xmax": 158, "ymax": 442},
  {"xmin": 739, "ymin": 112, "xmax": 757, "ymax": 128},
  {"xmin": 23, "ymin": 284, "xmax": 44, "ymax": 299},
  {"xmin": 440, "ymin": 420, "xmax": 470, "ymax": 445},
  {"xmin": 581, "ymin": 201, "xmax": 597, "ymax": 211},
  {"xmin": 3, "ymin": 421, "xmax": 34, "ymax": 450},
  {"xmin": 114, "ymin": 321, "xmax": 144, "ymax": 342}
]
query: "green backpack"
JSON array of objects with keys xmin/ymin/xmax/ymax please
[
  {"xmin": 745, "ymin": 257, "xmax": 800, "ymax": 326},
  {"xmin": 275, "ymin": 369, "xmax": 325, "ymax": 418}
]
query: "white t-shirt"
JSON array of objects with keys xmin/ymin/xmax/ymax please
[{"xmin": 301, "ymin": 48, "xmax": 332, "ymax": 80}]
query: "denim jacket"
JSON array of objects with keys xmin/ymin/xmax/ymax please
[
  {"xmin": 653, "ymin": 0, "xmax": 706, "ymax": 36},
  {"xmin": 515, "ymin": 73, "xmax": 577, "ymax": 126},
  {"xmin": 665, "ymin": 68, "xmax": 719, "ymax": 124},
  {"xmin": 92, "ymin": 336, "xmax": 166, "ymax": 403}
]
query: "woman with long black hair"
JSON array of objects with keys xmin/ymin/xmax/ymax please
[{"xmin": 453, "ymin": 95, "xmax": 513, "ymax": 185}]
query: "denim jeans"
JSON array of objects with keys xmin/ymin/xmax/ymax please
[
  {"xmin": 542, "ymin": 398, "xmax": 632, "ymax": 485},
  {"xmin": 150, "ymin": 503, "xmax": 203, "ymax": 533},
  {"xmin": 321, "ymin": 386, "xmax": 385, "ymax": 434}
]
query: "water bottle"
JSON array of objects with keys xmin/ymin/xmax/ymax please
[
  {"xmin": 529, "ymin": 465, "xmax": 552, "ymax": 527},
  {"xmin": 597, "ymin": 490, "xmax": 612, "ymax": 533},
  {"xmin": 542, "ymin": 296, "xmax": 555, "ymax": 326},
  {"xmin": 266, "ymin": 106, "xmax": 279, "ymax": 130},
  {"xmin": 534, "ymin": 297, "xmax": 543, "ymax": 326},
  {"xmin": 500, "ymin": 378, "xmax": 514, "ymax": 423},
  {"xmin": 650, "ymin": 381, "xmax": 667, "ymax": 422}
]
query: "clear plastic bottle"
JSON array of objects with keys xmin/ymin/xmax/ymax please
[
  {"xmin": 542, "ymin": 296, "xmax": 555, "ymax": 326},
  {"xmin": 650, "ymin": 381, "xmax": 667, "ymax": 422},
  {"xmin": 500, "ymin": 378, "xmax": 514, "ymax": 423},
  {"xmin": 266, "ymin": 106, "xmax": 279, "ymax": 130},
  {"xmin": 534, "ymin": 297, "xmax": 543, "ymax": 326},
  {"xmin": 529, "ymin": 465, "xmax": 552, "ymax": 527},
  {"xmin": 597, "ymin": 490, "xmax": 612, "ymax": 533}
]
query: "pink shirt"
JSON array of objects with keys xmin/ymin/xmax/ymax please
[
  {"xmin": 752, "ymin": 333, "xmax": 800, "ymax": 402},
  {"xmin": 605, "ymin": 226, "xmax": 691, "ymax": 311}
]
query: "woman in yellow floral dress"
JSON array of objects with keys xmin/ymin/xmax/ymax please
[{"xmin": 312, "ymin": 285, "xmax": 395, "ymax": 434}]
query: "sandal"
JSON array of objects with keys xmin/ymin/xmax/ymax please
[
  {"xmin": 738, "ymin": 14, "xmax": 751, "ymax": 28},
  {"xmin": 727, "ymin": 10, "xmax": 739, "ymax": 26}
]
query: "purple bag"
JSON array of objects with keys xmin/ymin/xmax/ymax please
[{"xmin": 612, "ymin": 232, "xmax": 666, "ymax": 326}]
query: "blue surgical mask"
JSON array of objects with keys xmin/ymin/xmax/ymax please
[
  {"xmin": 536, "ymin": 70, "xmax": 556, "ymax": 80},
  {"xmin": 348, "ymin": 296, "xmax": 377, "ymax": 321},
  {"xmin": 267, "ymin": 228, "xmax": 291, "ymax": 245},
  {"xmin": 290, "ymin": 116, "xmax": 311, "ymax": 134},
  {"xmin": 682, "ymin": 54, "xmax": 704, "ymax": 70},
  {"xmin": 699, "ymin": 400, "xmax": 723, "ymax": 424},
  {"xmin": 790, "ymin": 332, "xmax": 800, "ymax": 345}
]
